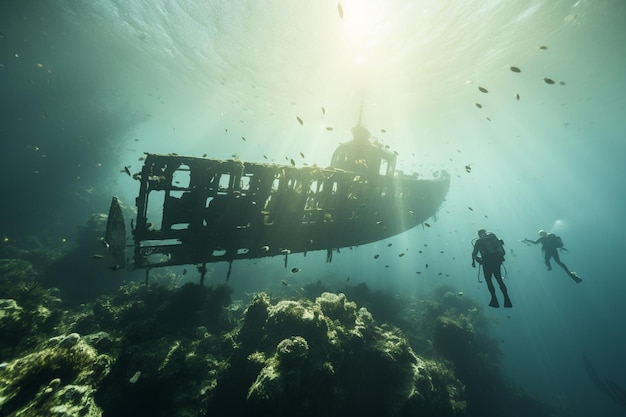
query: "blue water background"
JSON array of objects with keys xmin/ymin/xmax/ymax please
[{"xmin": 1, "ymin": 1, "xmax": 625, "ymax": 415}]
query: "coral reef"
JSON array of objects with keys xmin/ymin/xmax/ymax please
[
  {"xmin": 0, "ymin": 333, "xmax": 110, "ymax": 417},
  {"xmin": 213, "ymin": 291, "xmax": 465, "ymax": 417},
  {"xmin": 0, "ymin": 255, "xmax": 562, "ymax": 417}
]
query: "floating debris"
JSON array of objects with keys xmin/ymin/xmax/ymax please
[
  {"xmin": 510, "ymin": 66, "xmax": 521, "ymax": 73},
  {"xmin": 337, "ymin": 2, "xmax": 344, "ymax": 19},
  {"xmin": 544, "ymin": 77, "xmax": 555, "ymax": 84},
  {"xmin": 475, "ymin": 103, "xmax": 482, "ymax": 109},
  {"xmin": 296, "ymin": 116, "xmax": 303, "ymax": 125},
  {"xmin": 478, "ymin": 86, "xmax": 489, "ymax": 93}
]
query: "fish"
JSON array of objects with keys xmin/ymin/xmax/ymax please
[
  {"xmin": 515, "ymin": 93, "xmax": 520, "ymax": 101},
  {"xmin": 475, "ymin": 103, "xmax": 482, "ymax": 109},
  {"xmin": 381, "ymin": 129, "xmax": 386, "ymax": 133},
  {"xmin": 123, "ymin": 166, "xmax": 131, "ymax": 176},
  {"xmin": 387, "ymin": 243, "xmax": 392, "ymax": 247},
  {"xmin": 92, "ymin": 254, "xmax": 104, "ymax": 259},
  {"xmin": 338, "ymin": 2, "xmax": 344, "ymax": 19},
  {"xmin": 260, "ymin": 245, "xmax": 270, "ymax": 252},
  {"xmin": 100, "ymin": 238, "xmax": 110, "ymax": 249},
  {"xmin": 425, "ymin": 263, "xmax": 429, "ymax": 268},
  {"xmin": 374, "ymin": 254, "xmax": 380, "ymax": 259},
  {"xmin": 326, "ymin": 127, "xmax": 333, "ymax": 131},
  {"xmin": 544, "ymin": 77, "xmax": 555, "ymax": 84},
  {"xmin": 322, "ymin": 106, "xmax": 326, "ymax": 115},
  {"xmin": 538, "ymin": 45, "xmax": 547, "ymax": 50},
  {"xmin": 290, "ymin": 158, "xmax": 295, "ymax": 167},
  {"xmin": 398, "ymin": 253, "xmax": 405, "ymax": 257},
  {"xmin": 291, "ymin": 267, "xmax": 300, "ymax": 273},
  {"xmin": 376, "ymin": 221, "xmax": 384, "ymax": 225},
  {"xmin": 300, "ymin": 152, "xmax": 305, "ymax": 158},
  {"xmin": 510, "ymin": 66, "xmax": 521, "ymax": 73},
  {"xmin": 424, "ymin": 222, "xmax": 431, "ymax": 228},
  {"xmin": 281, "ymin": 280, "xmax": 288, "ymax": 286},
  {"xmin": 346, "ymin": 276, "xmax": 350, "ymax": 282},
  {"xmin": 296, "ymin": 116, "xmax": 303, "ymax": 125},
  {"xmin": 241, "ymin": 136, "xmax": 246, "ymax": 141},
  {"xmin": 408, "ymin": 210, "xmax": 415, "ymax": 216},
  {"xmin": 559, "ymin": 81, "xmax": 566, "ymax": 86},
  {"xmin": 263, "ymin": 155, "xmax": 268, "ymax": 160},
  {"xmin": 109, "ymin": 264, "xmax": 123, "ymax": 271},
  {"xmin": 468, "ymin": 207, "xmax": 473, "ymax": 211},
  {"xmin": 478, "ymin": 86, "xmax": 488, "ymax": 93},
  {"xmin": 465, "ymin": 164, "xmax": 472, "ymax": 173}
]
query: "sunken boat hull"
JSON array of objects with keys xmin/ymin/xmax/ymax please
[{"xmin": 112, "ymin": 153, "xmax": 449, "ymax": 269}]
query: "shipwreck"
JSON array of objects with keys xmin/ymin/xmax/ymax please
[{"xmin": 106, "ymin": 121, "xmax": 450, "ymax": 281}]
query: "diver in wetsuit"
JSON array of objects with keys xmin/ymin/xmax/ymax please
[
  {"xmin": 472, "ymin": 228, "xmax": 512, "ymax": 308},
  {"xmin": 523, "ymin": 230, "xmax": 582, "ymax": 283}
]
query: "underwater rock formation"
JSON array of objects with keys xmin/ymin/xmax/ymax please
[
  {"xmin": 0, "ymin": 271, "xmax": 562, "ymax": 417},
  {"xmin": 0, "ymin": 332, "xmax": 110, "ymax": 417},
  {"xmin": 216, "ymin": 291, "xmax": 466, "ymax": 417}
]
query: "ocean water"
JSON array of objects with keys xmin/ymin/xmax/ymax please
[{"xmin": 1, "ymin": 1, "xmax": 625, "ymax": 416}]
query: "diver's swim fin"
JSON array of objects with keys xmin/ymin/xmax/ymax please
[
  {"xmin": 570, "ymin": 272, "xmax": 583, "ymax": 283},
  {"xmin": 504, "ymin": 297, "xmax": 513, "ymax": 308},
  {"xmin": 489, "ymin": 297, "xmax": 499, "ymax": 308}
]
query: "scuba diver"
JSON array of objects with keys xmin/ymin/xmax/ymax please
[
  {"xmin": 523, "ymin": 230, "xmax": 582, "ymax": 283},
  {"xmin": 472, "ymin": 228, "xmax": 512, "ymax": 308}
]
